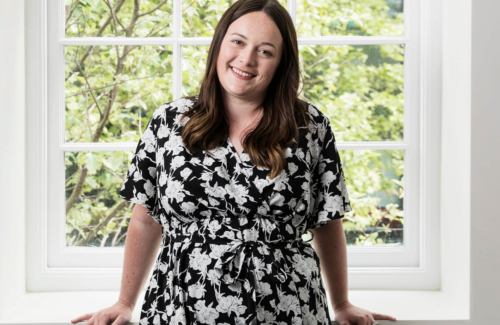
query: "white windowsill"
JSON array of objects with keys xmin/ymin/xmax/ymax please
[{"xmin": 0, "ymin": 287, "xmax": 468, "ymax": 323}]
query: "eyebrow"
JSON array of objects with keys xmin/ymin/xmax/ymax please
[{"xmin": 230, "ymin": 33, "xmax": 277, "ymax": 50}]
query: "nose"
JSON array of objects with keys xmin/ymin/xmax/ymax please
[{"xmin": 238, "ymin": 47, "xmax": 256, "ymax": 67}]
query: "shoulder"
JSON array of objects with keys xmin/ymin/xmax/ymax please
[
  {"xmin": 305, "ymin": 101, "xmax": 329, "ymax": 124},
  {"xmin": 151, "ymin": 96, "xmax": 199, "ymax": 126},
  {"xmin": 305, "ymin": 101, "xmax": 331, "ymax": 143}
]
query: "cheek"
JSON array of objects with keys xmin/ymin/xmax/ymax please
[
  {"xmin": 216, "ymin": 53, "xmax": 230, "ymax": 79},
  {"xmin": 262, "ymin": 62, "xmax": 279, "ymax": 78},
  {"xmin": 217, "ymin": 44, "xmax": 234, "ymax": 65}
]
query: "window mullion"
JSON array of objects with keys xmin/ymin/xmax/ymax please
[
  {"xmin": 288, "ymin": 0, "xmax": 296, "ymax": 28},
  {"xmin": 59, "ymin": 36, "xmax": 409, "ymax": 46},
  {"xmin": 173, "ymin": 0, "xmax": 182, "ymax": 100}
]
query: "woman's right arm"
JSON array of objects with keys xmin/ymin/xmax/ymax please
[
  {"xmin": 71, "ymin": 204, "xmax": 163, "ymax": 325},
  {"xmin": 119, "ymin": 203, "xmax": 163, "ymax": 310}
]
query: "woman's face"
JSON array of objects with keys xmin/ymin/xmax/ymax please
[{"xmin": 216, "ymin": 11, "xmax": 283, "ymax": 102}]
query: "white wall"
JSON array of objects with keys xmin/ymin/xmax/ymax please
[
  {"xmin": 471, "ymin": 0, "xmax": 500, "ymax": 322},
  {"xmin": 0, "ymin": 0, "xmax": 25, "ymax": 310}
]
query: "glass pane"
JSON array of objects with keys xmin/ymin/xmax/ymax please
[
  {"xmin": 343, "ymin": 149, "xmax": 404, "ymax": 246},
  {"xmin": 65, "ymin": 45, "xmax": 173, "ymax": 143},
  {"xmin": 182, "ymin": 45, "xmax": 209, "ymax": 96},
  {"xmin": 299, "ymin": 44, "xmax": 405, "ymax": 142},
  {"xmin": 182, "ymin": 0, "xmax": 287, "ymax": 37},
  {"xmin": 303, "ymin": 149, "xmax": 405, "ymax": 246},
  {"xmin": 65, "ymin": 150, "xmax": 136, "ymax": 247},
  {"xmin": 65, "ymin": 0, "xmax": 173, "ymax": 37},
  {"xmin": 296, "ymin": 0, "xmax": 404, "ymax": 37}
]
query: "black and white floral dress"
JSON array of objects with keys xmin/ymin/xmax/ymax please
[{"xmin": 119, "ymin": 97, "xmax": 352, "ymax": 325}]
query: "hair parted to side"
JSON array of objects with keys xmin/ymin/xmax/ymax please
[{"xmin": 180, "ymin": 0, "xmax": 311, "ymax": 180}]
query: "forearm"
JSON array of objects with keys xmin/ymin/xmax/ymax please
[
  {"xmin": 118, "ymin": 212, "xmax": 163, "ymax": 310},
  {"xmin": 311, "ymin": 218, "xmax": 349, "ymax": 311}
]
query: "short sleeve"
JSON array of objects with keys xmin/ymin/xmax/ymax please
[
  {"xmin": 119, "ymin": 111, "xmax": 162, "ymax": 225},
  {"xmin": 308, "ymin": 117, "xmax": 352, "ymax": 231}
]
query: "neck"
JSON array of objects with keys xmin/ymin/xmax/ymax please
[{"xmin": 222, "ymin": 89, "xmax": 266, "ymax": 124}]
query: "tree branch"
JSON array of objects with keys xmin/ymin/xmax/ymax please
[
  {"xmin": 65, "ymin": 0, "xmax": 142, "ymax": 215},
  {"xmin": 65, "ymin": 0, "xmax": 78, "ymax": 28},
  {"xmin": 66, "ymin": 74, "xmax": 159, "ymax": 98},
  {"xmin": 144, "ymin": 21, "xmax": 170, "ymax": 37},
  {"xmin": 65, "ymin": 0, "xmax": 127, "ymax": 81},
  {"xmin": 138, "ymin": 0, "xmax": 168, "ymax": 18},
  {"xmin": 75, "ymin": 60, "xmax": 104, "ymax": 119},
  {"xmin": 74, "ymin": 200, "xmax": 128, "ymax": 247},
  {"xmin": 304, "ymin": 53, "xmax": 330, "ymax": 71}
]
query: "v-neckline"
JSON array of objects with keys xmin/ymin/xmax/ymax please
[{"xmin": 227, "ymin": 137, "xmax": 245, "ymax": 163}]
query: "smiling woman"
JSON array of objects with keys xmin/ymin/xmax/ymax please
[
  {"xmin": 215, "ymin": 11, "xmax": 284, "ymax": 156},
  {"xmin": 180, "ymin": 0, "xmax": 306, "ymax": 181},
  {"xmin": 68, "ymin": 0, "xmax": 398, "ymax": 325},
  {"xmin": 216, "ymin": 12, "xmax": 283, "ymax": 100}
]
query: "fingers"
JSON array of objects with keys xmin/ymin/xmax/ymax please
[
  {"xmin": 372, "ymin": 312, "xmax": 398, "ymax": 321},
  {"xmin": 110, "ymin": 315, "xmax": 126, "ymax": 325},
  {"xmin": 71, "ymin": 313, "xmax": 94, "ymax": 323},
  {"xmin": 95, "ymin": 313, "xmax": 110, "ymax": 325},
  {"xmin": 71, "ymin": 310, "xmax": 126, "ymax": 325},
  {"xmin": 87, "ymin": 314, "xmax": 96, "ymax": 325},
  {"xmin": 365, "ymin": 314, "xmax": 376, "ymax": 325}
]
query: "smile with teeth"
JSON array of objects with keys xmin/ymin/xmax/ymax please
[{"xmin": 231, "ymin": 66, "xmax": 255, "ymax": 77}]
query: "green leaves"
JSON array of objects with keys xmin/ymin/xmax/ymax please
[
  {"xmin": 63, "ymin": 0, "xmax": 405, "ymax": 247},
  {"xmin": 85, "ymin": 152, "xmax": 99, "ymax": 175}
]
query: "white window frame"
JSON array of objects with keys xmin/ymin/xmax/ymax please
[
  {"xmin": 34, "ymin": 0, "xmax": 431, "ymax": 289},
  {"xmin": 20, "ymin": 0, "xmax": 471, "ymax": 321}
]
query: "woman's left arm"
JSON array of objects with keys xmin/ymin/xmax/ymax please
[
  {"xmin": 311, "ymin": 218, "xmax": 349, "ymax": 311},
  {"xmin": 311, "ymin": 218, "xmax": 398, "ymax": 325}
]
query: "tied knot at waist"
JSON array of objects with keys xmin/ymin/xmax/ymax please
[{"xmin": 166, "ymin": 234, "xmax": 300, "ymax": 285}]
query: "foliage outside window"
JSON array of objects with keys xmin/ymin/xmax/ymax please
[{"xmin": 64, "ymin": 0, "xmax": 405, "ymax": 248}]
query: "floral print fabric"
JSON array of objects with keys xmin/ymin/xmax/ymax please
[{"xmin": 119, "ymin": 97, "xmax": 352, "ymax": 325}]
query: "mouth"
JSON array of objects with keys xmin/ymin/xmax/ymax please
[{"xmin": 230, "ymin": 66, "xmax": 256, "ymax": 79}]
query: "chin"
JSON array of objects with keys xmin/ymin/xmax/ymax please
[{"xmin": 226, "ymin": 83, "xmax": 249, "ymax": 92}]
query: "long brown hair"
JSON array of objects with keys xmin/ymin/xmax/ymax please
[{"xmin": 180, "ymin": 0, "xmax": 311, "ymax": 180}]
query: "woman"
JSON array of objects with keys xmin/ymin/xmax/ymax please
[{"xmin": 71, "ymin": 0, "xmax": 397, "ymax": 324}]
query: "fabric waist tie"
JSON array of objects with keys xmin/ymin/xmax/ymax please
[{"xmin": 165, "ymin": 234, "xmax": 301, "ymax": 324}]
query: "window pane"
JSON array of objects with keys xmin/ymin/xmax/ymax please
[
  {"xmin": 182, "ymin": 45, "xmax": 209, "ymax": 96},
  {"xmin": 65, "ymin": 0, "xmax": 173, "ymax": 37},
  {"xmin": 65, "ymin": 45, "xmax": 173, "ymax": 143},
  {"xmin": 344, "ymin": 149, "xmax": 404, "ymax": 246},
  {"xmin": 296, "ymin": 0, "xmax": 404, "ymax": 37},
  {"xmin": 182, "ymin": 0, "xmax": 287, "ymax": 37},
  {"xmin": 303, "ymin": 149, "xmax": 404, "ymax": 246},
  {"xmin": 65, "ymin": 150, "xmax": 135, "ymax": 247},
  {"xmin": 299, "ymin": 44, "xmax": 405, "ymax": 142}
]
